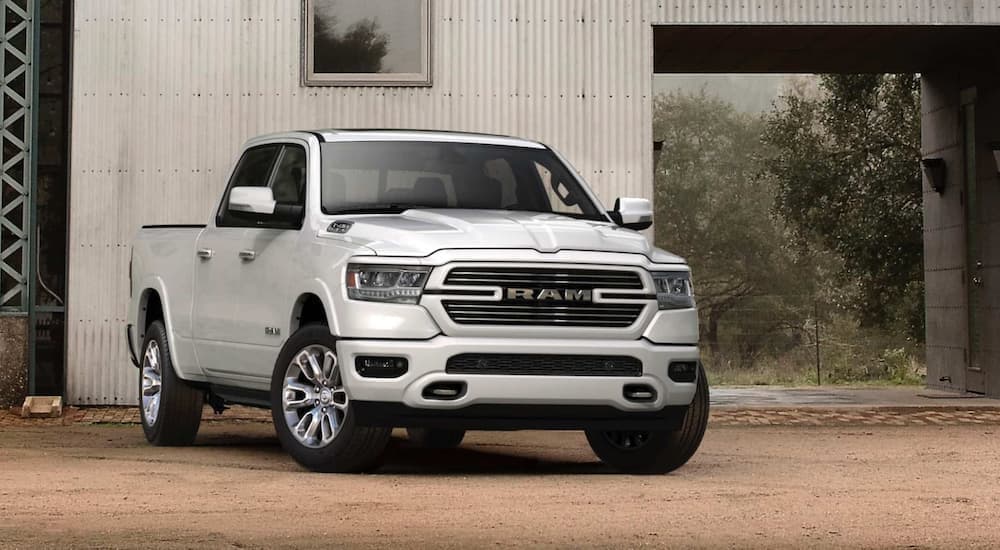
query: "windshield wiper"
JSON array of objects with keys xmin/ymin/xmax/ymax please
[{"xmin": 501, "ymin": 208, "xmax": 607, "ymax": 222}]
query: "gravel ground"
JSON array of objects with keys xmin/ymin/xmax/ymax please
[{"xmin": 1, "ymin": 422, "xmax": 999, "ymax": 549}]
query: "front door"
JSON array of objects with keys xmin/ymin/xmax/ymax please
[
  {"xmin": 192, "ymin": 143, "xmax": 282, "ymax": 385},
  {"xmin": 962, "ymin": 97, "xmax": 987, "ymax": 394},
  {"xmin": 233, "ymin": 143, "xmax": 309, "ymax": 381}
]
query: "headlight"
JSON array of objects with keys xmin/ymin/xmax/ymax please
[
  {"xmin": 346, "ymin": 264, "xmax": 430, "ymax": 304},
  {"xmin": 652, "ymin": 271, "xmax": 695, "ymax": 310}
]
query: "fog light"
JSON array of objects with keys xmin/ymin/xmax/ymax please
[
  {"xmin": 355, "ymin": 356, "xmax": 408, "ymax": 378},
  {"xmin": 668, "ymin": 361, "xmax": 698, "ymax": 383}
]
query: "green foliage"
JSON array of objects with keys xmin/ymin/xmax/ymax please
[
  {"xmin": 653, "ymin": 82, "xmax": 925, "ymax": 384},
  {"xmin": 652, "ymin": 91, "xmax": 822, "ymax": 356},
  {"xmin": 759, "ymin": 74, "xmax": 923, "ymax": 337}
]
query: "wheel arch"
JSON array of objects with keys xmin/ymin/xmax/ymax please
[
  {"xmin": 287, "ymin": 279, "xmax": 340, "ymax": 336},
  {"xmin": 291, "ymin": 292, "xmax": 327, "ymax": 332},
  {"xmin": 137, "ymin": 287, "xmax": 164, "ymax": 342},
  {"xmin": 132, "ymin": 277, "xmax": 189, "ymax": 381}
]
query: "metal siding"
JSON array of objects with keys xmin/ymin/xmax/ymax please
[
  {"xmin": 67, "ymin": 0, "xmax": 1000, "ymax": 403},
  {"xmin": 650, "ymin": 0, "xmax": 999, "ymax": 24},
  {"xmin": 67, "ymin": 0, "xmax": 654, "ymax": 404}
]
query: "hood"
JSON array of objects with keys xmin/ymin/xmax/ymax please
[{"xmin": 321, "ymin": 209, "xmax": 685, "ymax": 263}]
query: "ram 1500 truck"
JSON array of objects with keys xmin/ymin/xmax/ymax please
[{"xmin": 127, "ymin": 129, "xmax": 707, "ymax": 473}]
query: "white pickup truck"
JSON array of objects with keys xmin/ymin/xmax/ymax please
[{"xmin": 127, "ymin": 129, "xmax": 707, "ymax": 473}]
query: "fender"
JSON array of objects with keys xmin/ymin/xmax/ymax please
[
  {"xmin": 132, "ymin": 275, "xmax": 207, "ymax": 382},
  {"xmin": 286, "ymin": 277, "xmax": 341, "ymax": 337}
]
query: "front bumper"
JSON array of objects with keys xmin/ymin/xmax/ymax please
[{"xmin": 337, "ymin": 336, "xmax": 700, "ymax": 428}]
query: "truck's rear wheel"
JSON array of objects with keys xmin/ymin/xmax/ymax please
[
  {"xmin": 406, "ymin": 427, "xmax": 466, "ymax": 449},
  {"xmin": 585, "ymin": 363, "xmax": 709, "ymax": 474},
  {"xmin": 139, "ymin": 321, "xmax": 204, "ymax": 446},
  {"xmin": 270, "ymin": 325, "xmax": 391, "ymax": 473}
]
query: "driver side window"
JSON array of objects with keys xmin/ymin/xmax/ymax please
[{"xmin": 217, "ymin": 144, "xmax": 307, "ymax": 229}]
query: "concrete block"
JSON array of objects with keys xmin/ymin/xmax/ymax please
[
  {"xmin": 923, "ymin": 226, "xmax": 966, "ymax": 270},
  {"xmin": 920, "ymin": 107, "xmax": 959, "ymax": 156},
  {"xmin": 924, "ymin": 268, "xmax": 967, "ymax": 308},
  {"xmin": 921, "ymin": 73, "xmax": 959, "ymax": 115},
  {"xmin": 20, "ymin": 396, "xmax": 63, "ymax": 418},
  {"xmin": 925, "ymin": 345, "xmax": 966, "ymax": 392},
  {"xmin": 925, "ymin": 306, "xmax": 968, "ymax": 349},
  {"xmin": 922, "ymin": 177, "xmax": 965, "ymax": 231}
]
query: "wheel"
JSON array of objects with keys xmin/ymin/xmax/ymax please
[
  {"xmin": 139, "ymin": 320, "xmax": 204, "ymax": 446},
  {"xmin": 270, "ymin": 325, "xmax": 391, "ymax": 473},
  {"xmin": 586, "ymin": 363, "xmax": 709, "ymax": 474},
  {"xmin": 406, "ymin": 427, "xmax": 466, "ymax": 449}
]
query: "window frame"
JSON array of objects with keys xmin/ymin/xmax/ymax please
[
  {"xmin": 302, "ymin": 0, "xmax": 432, "ymax": 87},
  {"xmin": 216, "ymin": 143, "xmax": 309, "ymax": 231}
]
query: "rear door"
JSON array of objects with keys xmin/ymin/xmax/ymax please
[{"xmin": 192, "ymin": 144, "xmax": 281, "ymax": 383}]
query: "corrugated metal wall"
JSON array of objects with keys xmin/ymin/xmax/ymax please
[{"xmin": 67, "ymin": 0, "xmax": 1000, "ymax": 404}]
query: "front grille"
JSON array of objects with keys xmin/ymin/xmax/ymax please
[
  {"xmin": 441, "ymin": 266, "xmax": 646, "ymax": 327},
  {"xmin": 442, "ymin": 301, "xmax": 644, "ymax": 327},
  {"xmin": 446, "ymin": 353, "xmax": 642, "ymax": 377},
  {"xmin": 444, "ymin": 267, "xmax": 643, "ymax": 290}
]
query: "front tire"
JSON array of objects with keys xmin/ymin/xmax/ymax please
[
  {"xmin": 586, "ymin": 363, "xmax": 709, "ymax": 474},
  {"xmin": 139, "ymin": 321, "xmax": 204, "ymax": 446},
  {"xmin": 270, "ymin": 325, "xmax": 391, "ymax": 473}
]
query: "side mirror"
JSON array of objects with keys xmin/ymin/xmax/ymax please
[
  {"xmin": 229, "ymin": 187, "xmax": 276, "ymax": 215},
  {"xmin": 609, "ymin": 197, "xmax": 653, "ymax": 231}
]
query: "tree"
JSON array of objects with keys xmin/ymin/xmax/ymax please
[
  {"xmin": 653, "ymin": 91, "xmax": 820, "ymax": 359},
  {"xmin": 759, "ymin": 74, "xmax": 923, "ymax": 336},
  {"xmin": 314, "ymin": 11, "xmax": 390, "ymax": 73}
]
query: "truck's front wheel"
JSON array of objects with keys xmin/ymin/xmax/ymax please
[
  {"xmin": 270, "ymin": 326, "xmax": 391, "ymax": 473},
  {"xmin": 585, "ymin": 363, "xmax": 709, "ymax": 474},
  {"xmin": 139, "ymin": 321, "xmax": 204, "ymax": 446}
]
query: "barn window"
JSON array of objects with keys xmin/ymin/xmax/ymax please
[{"xmin": 303, "ymin": 0, "xmax": 431, "ymax": 86}]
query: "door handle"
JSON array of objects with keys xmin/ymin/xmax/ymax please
[
  {"xmin": 973, "ymin": 276, "xmax": 983, "ymax": 287},
  {"xmin": 238, "ymin": 249, "xmax": 256, "ymax": 261},
  {"xmin": 196, "ymin": 248, "xmax": 213, "ymax": 259}
]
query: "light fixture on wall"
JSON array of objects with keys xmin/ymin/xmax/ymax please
[
  {"xmin": 921, "ymin": 157, "xmax": 947, "ymax": 193},
  {"xmin": 990, "ymin": 141, "xmax": 1000, "ymax": 175}
]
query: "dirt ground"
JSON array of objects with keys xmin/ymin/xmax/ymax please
[{"xmin": 1, "ymin": 421, "xmax": 999, "ymax": 549}]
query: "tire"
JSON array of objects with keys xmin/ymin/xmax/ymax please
[
  {"xmin": 139, "ymin": 321, "xmax": 204, "ymax": 446},
  {"xmin": 406, "ymin": 427, "xmax": 466, "ymax": 449},
  {"xmin": 270, "ymin": 325, "xmax": 391, "ymax": 473},
  {"xmin": 586, "ymin": 363, "xmax": 709, "ymax": 474}
]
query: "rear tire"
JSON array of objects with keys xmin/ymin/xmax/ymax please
[
  {"xmin": 406, "ymin": 427, "xmax": 466, "ymax": 449},
  {"xmin": 586, "ymin": 363, "xmax": 709, "ymax": 474},
  {"xmin": 139, "ymin": 321, "xmax": 204, "ymax": 446},
  {"xmin": 270, "ymin": 325, "xmax": 391, "ymax": 473}
]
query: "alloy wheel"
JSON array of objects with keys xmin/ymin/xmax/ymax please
[
  {"xmin": 281, "ymin": 344, "xmax": 348, "ymax": 448},
  {"xmin": 141, "ymin": 340, "xmax": 162, "ymax": 425}
]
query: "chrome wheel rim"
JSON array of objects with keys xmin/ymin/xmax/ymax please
[
  {"xmin": 141, "ymin": 340, "xmax": 162, "ymax": 426},
  {"xmin": 282, "ymin": 344, "xmax": 347, "ymax": 449},
  {"xmin": 604, "ymin": 431, "xmax": 651, "ymax": 450}
]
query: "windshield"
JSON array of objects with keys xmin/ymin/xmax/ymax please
[{"xmin": 320, "ymin": 141, "xmax": 607, "ymax": 221}]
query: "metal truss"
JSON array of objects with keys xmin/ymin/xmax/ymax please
[{"xmin": 0, "ymin": 0, "xmax": 36, "ymax": 312}]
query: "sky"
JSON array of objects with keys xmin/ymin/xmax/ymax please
[
  {"xmin": 653, "ymin": 74, "xmax": 814, "ymax": 114},
  {"xmin": 314, "ymin": 0, "xmax": 424, "ymax": 73}
]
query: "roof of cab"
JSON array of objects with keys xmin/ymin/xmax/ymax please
[{"xmin": 254, "ymin": 129, "xmax": 547, "ymax": 149}]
